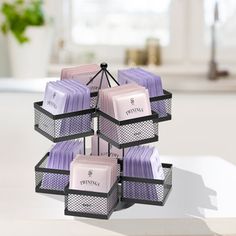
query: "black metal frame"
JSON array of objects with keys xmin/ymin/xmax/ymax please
[
  {"xmin": 97, "ymin": 131, "xmax": 159, "ymax": 149},
  {"xmin": 120, "ymin": 163, "xmax": 172, "ymax": 206},
  {"xmin": 86, "ymin": 62, "xmax": 120, "ymax": 109},
  {"xmin": 33, "ymin": 62, "xmax": 173, "ymax": 220},
  {"xmin": 97, "ymin": 109, "xmax": 159, "ymax": 126},
  {"xmin": 35, "ymin": 152, "xmax": 70, "ymax": 195},
  {"xmin": 96, "ymin": 109, "xmax": 159, "ymax": 149},
  {"xmin": 149, "ymin": 90, "xmax": 172, "ymax": 102},
  {"xmin": 64, "ymin": 180, "xmax": 119, "ymax": 219}
]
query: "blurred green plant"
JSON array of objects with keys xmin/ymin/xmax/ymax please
[{"xmin": 1, "ymin": 0, "xmax": 45, "ymax": 44}]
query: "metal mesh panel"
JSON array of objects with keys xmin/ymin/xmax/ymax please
[
  {"xmin": 34, "ymin": 104, "xmax": 94, "ymax": 141},
  {"xmin": 55, "ymin": 114, "xmax": 92, "ymax": 137},
  {"xmin": 65, "ymin": 183, "xmax": 118, "ymax": 217},
  {"xmin": 35, "ymin": 110, "xmax": 55, "ymax": 136},
  {"xmin": 121, "ymin": 166, "xmax": 172, "ymax": 205},
  {"xmin": 99, "ymin": 117, "xmax": 158, "ymax": 146},
  {"xmin": 151, "ymin": 98, "xmax": 172, "ymax": 120},
  {"xmin": 90, "ymin": 95, "xmax": 98, "ymax": 108},
  {"xmin": 35, "ymin": 154, "xmax": 69, "ymax": 194},
  {"xmin": 150, "ymin": 90, "xmax": 172, "ymax": 122}
]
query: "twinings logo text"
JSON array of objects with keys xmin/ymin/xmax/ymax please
[
  {"xmin": 47, "ymin": 100, "xmax": 57, "ymax": 109},
  {"xmin": 80, "ymin": 180, "xmax": 100, "ymax": 186},
  {"xmin": 126, "ymin": 107, "xmax": 144, "ymax": 116}
]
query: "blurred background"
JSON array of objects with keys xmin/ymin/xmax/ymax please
[
  {"xmin": 0, "ymin": 0, "xmax": 236, "ymax": 81},
  {"xmin": 0, "ymin": 0, "xmax": 235, "ymax": 165}
]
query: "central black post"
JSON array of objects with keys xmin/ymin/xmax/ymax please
[{"xmin": 86, "ymin": 62, "xmax": 120, "ymax": 109}]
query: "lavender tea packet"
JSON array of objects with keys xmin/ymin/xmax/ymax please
[{"xmin": 41, "ymin": 140, "xmax": 84, "ymax": 190}]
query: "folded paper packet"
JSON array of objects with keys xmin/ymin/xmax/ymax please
[
  {"xmin": 61, "ymin": 64, "xmax": 109, "ymax": 92},
  {"xmin": 118, "ymin": 68, "xmax": 167, "ymax": 117},
  {"xmin": 68, "ymin": 156, "xmax": 118, "ymax": 215},
  {"xmin": 99, "ymin": 84, "xmax": 154, "ymax": 144},
  {"xmin": 40, "ymin": 80, "xmax": 91, "ymax": 137},
  {"xmin": 123, "ymin": 145, "xmax": 164, "ymax": 201},
  {"xmin": 41, "ymin": 140, "xmax": 84, "ymax": 190},
  {"xmin": 69, "ymin": 155, "xmax": 117, "ymax": 193},
  {"xmin": 59, "ymin": 79, "xmax": 90, "ymax": 136},
  {"xmin": 99, "ymin": 84, "xmax": 140, "ymax": 116}
]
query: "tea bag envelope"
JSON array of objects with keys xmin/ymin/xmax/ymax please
[
  {"xmin": 70, "ymin": 163, "xmax": 111, "ymax": 193},
  {"xmin": 123, "ymin": 146, "xmax": 138, "ymax": 198},
  {"xmin": 91, "ymin": 135, "xmax": 125, "ymax": 159},
  {"xmin": 61, "ymin": 64, "xmax": 109, "ymax": 92},
  {"xmin": 42, "ymin": 142, "xmax": 67, "ymax": 189},
  {"xmin": 76, "ymin": 155, "xmax": 118, "ymax": 186},
  {"xmin": 105, "ymin": 85, "xmax": 144, "ymax": 117},
  {"xmin": 99, "ymin": 85, "xmax": 146, "ymax": 143},
  {"xmin": 138, "ymin": 68, "xmax": 166, "ymax": 117},
  {"xmin": 150, "ymin": 148, "xmax": 164, "ymax": 180},
  {"xmin": 134, "ymin": 146, "xmax": 151, "ymax": 199},
  {"xmin": 45, "ymin": 81, "xmax": 75, "ymax": 137},
  {"xmin": 142, "ymin": 147, "xmax": 155, "ymax": 199},
  {"xmin": 46, "ymin": 142, "xmax": 64, "ymax": 169},
  {"xmin": 123, "ymin": 146, "xmax": 139, "ymax": 176},
  {"xmin": 118, "ymin": 68, "xmax": 158, "ymax": 98},
  {"xmin": 60, "ymin": 79, "xmax": 91, "ymax": 134},
  {"xmin": 61, "ymin": 64, "xmax": 98, "ymax": 77},
  {"xmin": 52, "ymin": 141, "xmax": 72, "ymax": 188},
  {"xmin": 40, "ymin": 82, "xmax": 69, "ymax": 135},
  {"xmin": 70, "ymin": 155, "xmax": 117, "ymax": 193},
  {"xmin": 131, "ymin": 146, "xmax": 145, "ymax": 197},
  {"xmin": 42, "ymin": 82, "xmax": 68, "ymax": 115},
  {"xmin": 70, "ymin": 80, "xmax": 91, "ymax": 132},
  {"xmin": 99, "ymin": 84, "xmax": 139, "ymax": 114},
  {"xmin": 141, "ymin": 147, "xmax": 158, "ymax": 200},
  {"xmin": 65, "ymin": 80, "xmax": 90, "ymax": 109},
  {"xmin": 56, "ymin": 81, "xmax": 79, "ymax": 135},
  {"xmin": 75, "ymin": 155, "xmax": 117, "ymax": 172},
  {"xmin": 111, "ymin": 89, "xmax": 154, "ymax": 143},
  {"xmin": 112, "ymin": 89, "xmax": 151, "ymax": 121},
  {"xmin": 134, "ymin": 68, "xmax": 156, "ymax": 97},
  {"xmin": 118, "ymin": 69, "xmax": 147, "ymax": 89},
  {"xmin": 122, "ymin": 147, "xmax": 130, "ymax": 194},
  {"xmin": 118, "ymin": 68, "xmax": 161, "ymax": 97},
  {"xmin": 138, "ymin": 68, "xmax": 163, "ymax": 96},
  {"xmin": 68, "ymin": 155, "xmax": 117, "ymax": 214},
  {"xmin": 60, "ymin": 80, "xmax": 85, "ymax": 133}
]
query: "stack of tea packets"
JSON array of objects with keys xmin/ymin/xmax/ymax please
[
  {"xmin": 69, "ymin": 155, "xmax": 118, "ymax": 193},
  {"xmin": 99, "ymin": 84, "xmax": 154, "ymax": 144},
  {"xmin": 40, "ymin": 79, "xmax": 91, "ymax": 136},
  {"xmin": 118, "ymin": 68, "xmax": 166, "ymax": 117},
  {"xmin": 123, "ymin": 145, "xmax": 164, "ymax": 200},
  {"xmin": 61, "ymin": 64, "xmax": 109, "ymax": 92},
  {"xmin": 41, "ymin": 140, "xmax": 84, "ymax": 190},
  {"xmin": 68, "ymin": 155, "xmax": 118, "ymax": 214}
]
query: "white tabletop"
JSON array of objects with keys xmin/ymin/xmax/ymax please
[{"xmin": 0, "ymin": 92, "xmax": 236, "ymax": 235}]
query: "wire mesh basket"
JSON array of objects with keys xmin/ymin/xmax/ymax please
[
  {"xmin": 34, "ymin": 101, "xmax": 95, "ymax": 142},
  {"xmin": 64, "ymin": 180, "xmax": 119, "ymax": 219},
  {"xmin": 121, "ymin": 163, "xmax": 172, "ymax": 205},
  {"xmin": 150, "ymin": 90, "xmax": 172, "ymax": 122},
  {"xmin": 35, "ymin": 153, "xmax": 70, "ymax": 195},
  {"xmin": 97, "ymin": 110, "xmax": 159, "ymax": 149}
]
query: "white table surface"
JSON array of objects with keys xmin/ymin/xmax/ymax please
[{"xmin": 0, "ymin": 92, "xmax": 236, "ymax": 235}]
